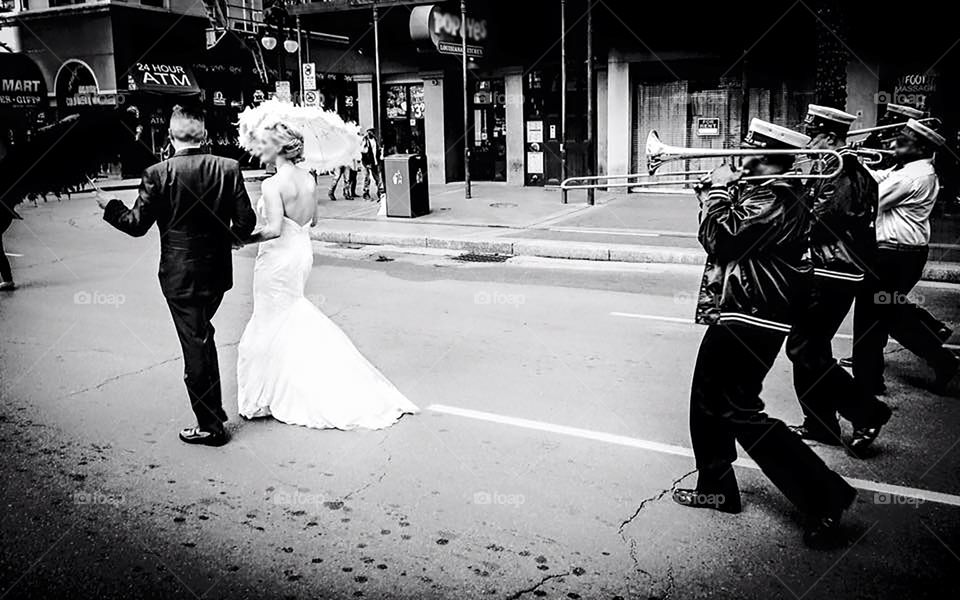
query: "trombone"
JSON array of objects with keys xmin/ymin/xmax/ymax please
[
  {"xmin": 645, "ymin": 131, "xmax": 844, "ymax": 184},
  {"xmin": 559, "ymin": 131, "xmax": 844, "ymax": 203},
  {"xmin": 852, "ymin": 147, "xmax": 894, "ymax": 166}
]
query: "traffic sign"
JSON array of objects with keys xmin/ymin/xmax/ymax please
[{"xmin": 302, "ymin": 63, "xmax": 316, "ymax": 91}]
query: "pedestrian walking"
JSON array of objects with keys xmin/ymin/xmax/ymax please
[
  {"xmin": 361, "ymin": 128, "xmax": 384, "ymax": 201},
  {"xmin": 672, "ymin": 119, "xmax": 856, "ymax": 550},
  {"xmin": 95, "ymin": 105, "xmax": 257, "ymax": 447},
  {"xmin": 785, "ymin": 105, "xmax": 892, "ymax": 457}
]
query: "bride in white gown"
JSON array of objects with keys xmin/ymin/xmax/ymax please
[{"xmin": 235, "ymin": 104, "xmax": 418, "ymax": 430}]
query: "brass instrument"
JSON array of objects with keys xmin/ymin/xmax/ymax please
[
  {"xmin": 644, "ymin": 131, "xmax": 844, "ymax": 183},
  {"xmin": 559, "ymin": 131, "xmax": 844, "ymax": 203}
]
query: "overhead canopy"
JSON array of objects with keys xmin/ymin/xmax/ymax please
[
  {"xmin": 126, "ymin": 63, "xmax": 200, "ymax": 96},
  {"xmin": 0, "ymin": 53, "xmax": 47, "ymax": 111}
]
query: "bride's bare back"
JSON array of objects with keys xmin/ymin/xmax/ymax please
[{"xmin": 257, "ymin": 164, "xmax": 319, "ymax": 239}]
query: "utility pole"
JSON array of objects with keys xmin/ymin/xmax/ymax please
[
  {"xmin": 585, "ymin": 0, "xmax": 594, "ymax": 205},
  {"xmin": 373, "ymin": 2, "xmax": 382, "ymax": 133},
  {"xmin": 296, "ymin": 15, "xmax": 304, "ymax": 104},
  {"xmin": 461, "ymin": 0, "xmax": 471, "ymax": 199},
  {"xmin": 559, "ymin": 0, "xmax": 566, "ymax": 186}
]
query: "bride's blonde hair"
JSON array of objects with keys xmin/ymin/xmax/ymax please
[{"xmin": 261, "ymin": 121, "xmax": 304, "ymax": 163}]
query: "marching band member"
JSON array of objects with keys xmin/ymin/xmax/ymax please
[
  {"xmin": 850, "ymin": 119, "xmax": 958, "ymax": 394},
  {"xmin": 785, "ymin": 105, "xmax": 892, "ymax": 457},
  {"xmin": 673, "ymin": 119, "xmax": 855, "ymax": 549}
]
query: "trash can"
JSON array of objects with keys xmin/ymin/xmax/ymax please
[{"xmin": 383, "ymin": 154, "xmax": 430, "ymax": 218}]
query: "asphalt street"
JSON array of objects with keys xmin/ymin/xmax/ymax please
[{"xmin": 2, "ymin": 194, "xmax": 960, "ymax": 599}]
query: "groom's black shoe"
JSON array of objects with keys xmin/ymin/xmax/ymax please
[
  {"xmin": 672, "ymin": 488, "xmax": 742, "ymax": 514},
  {"xmin": 179, "ymin": 426, "xmax": 229, "ymax": 447}
]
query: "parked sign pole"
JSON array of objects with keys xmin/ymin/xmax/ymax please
[{"xmin": 461, "ymin": 0, "xmax": 471, "ymax": 199}]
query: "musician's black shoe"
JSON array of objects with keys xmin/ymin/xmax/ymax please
[
  {"xmin": 803, "ymin": 486, "xmax": 857, "ymax": 550},
  {"xmin": 936, "ymin": 325, "xmax": 953, "ymax": 344},
  {"xmin": 847, "ymin": 403, "xmax": 892, "ymax": 458},
  {"xmin": 789, "ymin": 423, "xmax": 843, "ymax": 446},
  {"xmin": 179, "ymin": 426, "xmax": 229, "ymax": 447},
  {"xmin": 672, "ymin": 488, "xmax": 741, "ymax": 514}
]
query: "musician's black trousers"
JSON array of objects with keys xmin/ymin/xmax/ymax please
[
  {"xmin": 690, "ymin": 324, "xmax": 854, "ymax": 517},
  {"xmin": 166, "ymin": 294, "xmax": 226, "ymax": 431},
  {"xmin": 786, "ymin": 277, "xmax": 891, "ymax": 433},
  {"xmin": 852, "ymin": 246, "xmax": 957, "ymax": 389},
  {"xmin": 0, "ymin": 214, "xmax": 12, "ymax": 283}
]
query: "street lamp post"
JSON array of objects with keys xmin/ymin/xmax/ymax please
[
  {"xmin": 560, "ymin": 0, "xmax": 566, "ymax": 188},
  {"xmin": 585, "ymin": 0, "xmax": 594, "ymax": 205},
  {"xmin": 373, "ymin": 3, "xmax": 383, "ymax": 134},
  {"xmin": 461, "ymin": 0, "xmax": 471, "ymax": 199}
]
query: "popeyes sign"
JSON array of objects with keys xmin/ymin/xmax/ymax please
[{"xmin": 410, "ymin": 4, "xmax": 487, "ymax": 57}]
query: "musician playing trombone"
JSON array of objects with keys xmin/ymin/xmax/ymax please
[
  {"xmin": 848, "ymin": 119, "xmax": 959, "ymax": 394},
  {"xmin": 672, "ymin": 119, "xmax": 855, "ymax": 550},
  {"xmin": 785, "ymin": 105, "xmax": 892, "ymax": 457}
]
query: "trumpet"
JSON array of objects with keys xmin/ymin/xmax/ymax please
[
  {"xmin": 645, "ymin": 131, "xmax": 844, "ymax": 184},
  {"xmin": 847, "ymin": 117, "xmax": 941, "ymax": 139}
]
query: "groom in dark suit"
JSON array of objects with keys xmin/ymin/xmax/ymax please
[{"xmin": 97, "ymin": 105, "xmax": 256, "ymax": 447}]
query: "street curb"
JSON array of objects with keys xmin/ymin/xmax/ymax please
[{"xmin": 310, "ymin": 228, "xmax": 960, "ymax": 283}]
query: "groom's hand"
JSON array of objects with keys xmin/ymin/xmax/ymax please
[{"xmin": 94, "ymin": 191, "xmax": 113, "ymax": 210}]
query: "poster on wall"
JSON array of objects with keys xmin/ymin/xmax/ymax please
[
  {"xmin": 386, "ymin": 85, "xmax": 407, "ymax": 119},
  {"xmin": 410, "ymin": 85, "xmax": 425, "ymax": 119},
  {"xmin": 696, "ymin": 117, "xmax": 720, "ymax": 136},
  {"xmin": 526, "ymin": 120, "xmax": 543, "ymax": 143},
  {"xmin": 892, "ymin": 73, "xmax": 937, "ymax": 111},
  {"xmin": 527, "ymin": 151, "xmax": 544, "ymax": 174}
]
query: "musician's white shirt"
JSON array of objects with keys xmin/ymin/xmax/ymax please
[{"xmin": 871, "ymin": 158, "xmax": 939, "ymax": 247}]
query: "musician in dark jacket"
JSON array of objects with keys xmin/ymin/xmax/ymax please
[
  {"xmin": 672, "ymin": 119, "xmax": 856, "ymax": 550},
  {"xmin": 97, "ymin": 105, "xmax": 257, "ymax": 447},
  {"xmin": 786, "ymin": 105, "xmax": 891, "ymax": 457}
]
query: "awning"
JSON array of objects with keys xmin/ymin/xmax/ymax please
[
  {"xmin": 0, "ymin": 53, "xmax": 48, "ymax": 111},
  {"xmin": 126, "ymin": 63, "xmax": 201, "ymax": 96}
]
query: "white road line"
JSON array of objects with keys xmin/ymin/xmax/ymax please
[
  {"xmin": 610, "ymin": 312, "xmax": 960, "ymax": 351},
  {"xmin": 4, "ymin": 253, "xmax": 23, "ymax": 257},
  {"xmin": 428, "ymin": 404, "xmax": 960, "ymax": 508}
]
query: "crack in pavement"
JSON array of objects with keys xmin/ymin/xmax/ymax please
[
  {"xmin": 62, "ymin": 340, "xmax": 242, "ymax": 399},
  {"xmin": 64, "ymin": 355, "xmax": 184, "ymax": 398},
  {"xmin": 342, "ymin": 454, "xmax": 393, "ymax": 501},
  {"xmin": 505, "ymin": 570, "xmax": 573, "ymax": 600},
  {"xmin": 618, "ymin": 469, "xmax": 697, "ymax": 534},
  {"xmin": 618, "ymin": 469, "xmax": 697, "ymax": 589}
]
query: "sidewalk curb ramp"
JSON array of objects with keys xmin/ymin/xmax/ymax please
[{"xmin": 310, "ymin": 227, "xmax": 960, "ymax": 283}]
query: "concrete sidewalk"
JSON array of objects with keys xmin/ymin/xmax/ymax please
[{"xmin": 83, "ymin": 174, "xmax": 960, "ymax": 282}]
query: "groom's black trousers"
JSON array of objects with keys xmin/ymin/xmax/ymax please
[
  {"xmin": 166, "ymin": 294, "xmax": 226, "ymax": 431},
  {"xmin": 690, "ymin": 324, "xmax": 854, "ymax": 517}
]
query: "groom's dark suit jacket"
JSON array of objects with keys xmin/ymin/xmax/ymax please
[{"xmin": 103, "ymin": 147, "xmax": 257, "ymax": 299}]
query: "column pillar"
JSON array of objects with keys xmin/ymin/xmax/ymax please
[
  {"xmin": 354, "ymin": 74, "xmax": 375, "ymax": 131},
  {"xmin": 420, "ymin": 71, "xmax": 447, "ymax": 184},
  {"xmin": 606, "ymin": 49, "xmax": 632, "ymax": 193},
  {"xmin": 845, "ymin": 61, "xmax": 881, "ymax": 129},
  {"xmin": 504, "ymin": 69, "xmax": 525, "ymax": 185}
]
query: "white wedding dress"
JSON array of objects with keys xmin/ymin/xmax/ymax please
[{"xmin": 237, "ymin": 199, "xmax": 419, "ymax": 429}]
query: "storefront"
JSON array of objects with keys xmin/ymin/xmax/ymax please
[{"xmin": 0, "ymin": 52, "xmax": 47, "ymax": 161}]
